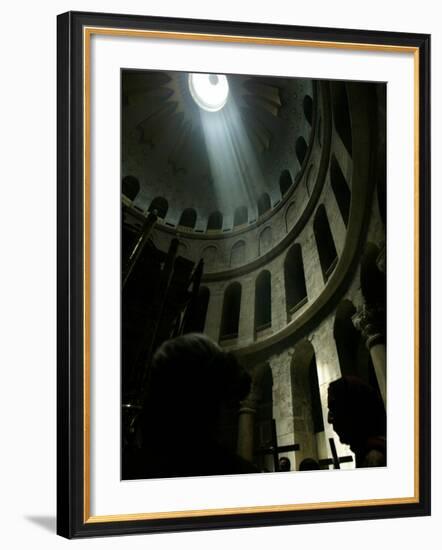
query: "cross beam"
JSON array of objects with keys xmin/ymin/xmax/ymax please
[
  {"xmin": 255, "ymin": 420, "xmax": 300, "ymax": 471},
  {"xmin": 321, "ymin": 437, "xmax": 354, "ymax": 469}
]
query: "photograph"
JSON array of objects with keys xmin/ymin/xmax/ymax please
[
  {"xmin": 120, "ymin": 69, "xmax": 387, "ymax": 480},
  {"xmin": 56, "ymin": 11, "xmax": 430, "ymax": 537}
]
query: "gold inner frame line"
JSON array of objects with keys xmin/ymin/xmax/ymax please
[{"xmin": 82, "ymin": 26, "xmax": 421, "ymax": 524}]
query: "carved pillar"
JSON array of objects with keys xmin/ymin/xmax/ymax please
[
  {"xmin": 237, "ymin": 363, "xmax": 269, "ymax": 462},
  {"xmin": 238, "ymin": 277, "xmax": 255, "ymax": 346},
  {"xmin": 237, "ymin": 395, "xmax": 258, "ymax": 462},
  {"xmin": 352, "ymin": 304, "xmax": 386, "ymax": 406}
]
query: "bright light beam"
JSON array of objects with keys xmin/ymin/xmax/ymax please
[
  {"xmin": 200, "ymin": 89, "xmax": 269, "ymax": 228},
  {"xmin": 189, "ymin": 73, "xmax": 229, "ymax": 112}
]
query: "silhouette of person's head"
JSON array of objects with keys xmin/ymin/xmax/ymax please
[
  {"xmin": 298, "ymin": 458, "xmax": 320, "ymax": 471},
  {"xmin": 279, "ymin": 457, "xmax": 291, "ymax": 472},
  {"xmin": 142, "ymin": 333, "xmax": 251, "ymax": 446},
  {"xmin": 327, "ymin": 376, "xmax": 386, "ymax": 450}
]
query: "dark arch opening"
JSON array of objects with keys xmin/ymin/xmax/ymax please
[
  {"xmin": 303, "ymin": 95, "xmax": 313, "ymax": 125},
  {"xmin": 220, "ymin": 282, "xmax": 242, "ymax": 340},
  {"xmin": 279, "ymin": 170, "xmax": 293, "ymax": 196},
  {"xmin": 330, "ymin": 155, "xmax": 351, "ymax": 226},
  {"xmin": 122, "ymin": 175, "xmax": 140, "ymax": 201},
  {"xmin": 255, "ymin": 271, "xmax": 272, "ymax": 331},
  {"xmin": 295, "ymin": 136, "xmax": 308, "ymax": 166},
  {"xmin": 331, "ymin": 82, "xmax": 352, "ymax": 155},
  {"xmin": 192, "ymin": 286, "xmax": 210, "ymax": 333},
  {"xmin": 313, "ymin": 205, "xmax": 338, "ymax": 282},
  {"xmin": 334, "ymin": 300, "xmax": 359, "ymax": 378},
  {"xmin": 284, "ymin": 244, "xmax": 307, "ymax": 313},
  {"xmin": 178, "ymin": 208, "xmax": 197, "ymax": 229},
  {"xmin": 148, "ymin": 196, "xmax": 168, "ymax": 218},
  {"xmin": 257, "ymin": 193, "xmax": 271, "ymax": 217},
  {"xmin": 207, "ymin": 211, "xmax": 223, "ymax": 231},
  {"xmin": 233, "ymin": 206, "xmax": 248, "ymax": 227}
]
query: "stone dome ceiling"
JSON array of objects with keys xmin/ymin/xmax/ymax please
[{"xmin": 122, "ymin": 69, "xmax": 315, "ymax": 232}]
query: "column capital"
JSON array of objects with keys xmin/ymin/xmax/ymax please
[
  {"xmin": 238, "ymin": 401, "xmax": 257, "ymax": 415},
  {"xmin": 352, "ymin": 304, "xmax": 385, "ymax": 349}
]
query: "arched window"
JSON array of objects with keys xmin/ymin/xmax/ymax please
[
  {"xmin": 259, "ymin": 227, "xmax": 272, "ymax": 256},
  {"xmin": 207, "ymin": 211, "xmax": 223, "ymax": 231},
  {"xmin": 303, "ymin": 95, "xmax": 313, "ymax": 125},
  {"xmin": 296, "ymin": 136, "xmax": 308, "ymax": 166},
  {"xmin": 284, "ymin": 244, "xmax": 307, "ymax": 312},
  {"xmin": 257, "ymin": 193, "xmax": 271, "ymax": 217},
  {"xmin": 233, "ymin": 206, "xmax": 248, "ymax": 227},
  {"xmin": 178, "ymin": 208, "xmax": 197, "ymax": 229},
  {"xmin": 193, "ymin": 286, "xmax": 210, "ymax": 333},
  {"xmin": 220, "ymin": 282, "xmax": 242, "ymax": 340},
  {"xmin": 122, "ymin": 175, "xmax": 140, "ymax": 200},
  {"xmin": 230, "ymin": 240, "xmax": 246, "ymax": 267},
  {"xmin": 291, "ymin": 340, "xmax": 324, "ymax": 464},
  {"xmin": 255, "ymin": 271, "xmax": 271, "ymax": 331},
  {"xmin": 279, "ymin": 170, "xmax": 293, "ymax": 196},
  {"xmin": 148, "ymin": 196, "xmax": 168, "ymax": 218},
  {"xmin": 331, "ymin": 81, "xmax": 352, "ymax": 155},
  {"xmin": 313, "ymin": 205, "xmax": 338, "ymax": 281},
  {"xmin": 330, "ymin": 155, "xmax": 351, "ymax": 226}
]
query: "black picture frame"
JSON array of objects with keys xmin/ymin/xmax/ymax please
[{"xmin": 57, "ymin": 10, "xmax": 431, "ymax": 539}]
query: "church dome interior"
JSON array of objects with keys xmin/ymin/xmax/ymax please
[{"xmin": 121, "ymin": 68, "xmax": 387, "ymax": 476}]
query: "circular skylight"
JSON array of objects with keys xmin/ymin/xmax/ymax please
[{"xmin": 188, "ymin": 73, "xmax": 229, "ymax": 112}]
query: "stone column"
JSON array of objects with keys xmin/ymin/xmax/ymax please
[
  {"xmin": 237, "ymin": 363, "xmax": 270, "ymax": 463},
  {"xmin": 237, "ymin": 276, "xmax": 255, "ymax": 346},
  {"xmin": 271, "ymin": 258, "xmax": 287, "ymax": 331},
  {"xmin": 204, "ymin": 286, "xmax": 224, "ymax": 341},
  {"xmin": 303, "ymin": 227, "xmax": 325, "ymax": 302},
  {"xmin": 236, "ymin": 395, "xmax": 258, "ymax": 462},
  {"xmin": 352, "ymin": 304, "xmax": 386, "ymax": 406},
  {"xmin": 327, "ymin": 193, "xmax": 346, "ymax": 258}
]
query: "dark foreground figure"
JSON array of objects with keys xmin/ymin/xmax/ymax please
[
  {"xmin": 327, "ymin": 376, "xmax": 386, "ymax": 468},
  {"xmin": 123, "ymin": 333, "xmax": 259, "ymax": 479}
]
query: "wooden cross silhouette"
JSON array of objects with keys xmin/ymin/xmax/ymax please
[{"xmin": 317, "ymin": 437, "xmax": 354, "ymax": 469}]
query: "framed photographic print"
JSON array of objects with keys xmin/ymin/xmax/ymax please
[{"xmin": 57, "ymin": 11, "xmax": 431, "ymax": 538}]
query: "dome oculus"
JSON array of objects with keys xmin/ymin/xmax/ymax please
[{"xmin": 188, "ymin": 73, "xmax": 229, "ymax": 112}]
